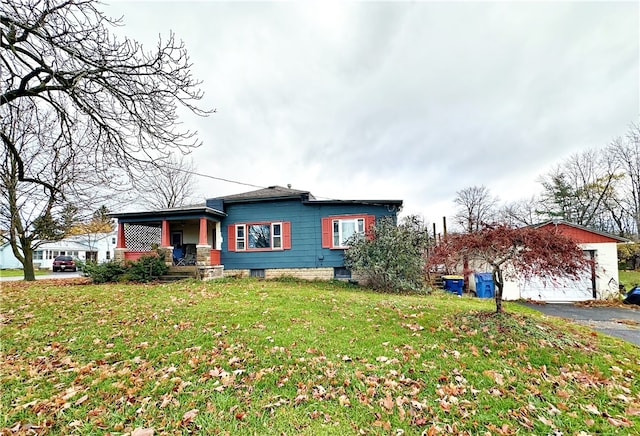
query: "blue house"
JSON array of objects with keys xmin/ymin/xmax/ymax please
[{"xmin": 111, "ymin": 186, "xmax": 402, "ymax": 280}]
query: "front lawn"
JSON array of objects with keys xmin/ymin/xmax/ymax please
[
  {"xmin": 0, "ymin": 269, "xmax": 48, "ymax": 278},
  {"xmin": 1, "ymin": 278, "xmax": 638, "ymax": 435},
  {"xmin": 620, "ymin": 270, "xmax": 640, "ymax": 291}
]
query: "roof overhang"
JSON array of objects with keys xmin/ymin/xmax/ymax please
[
  {"xmin": 110, "ymin": 206, "xmax": 226, "ymax": 223},
  {"xmin": 303, "ymin": 199, "xmax": 403, "ymax": 211}
]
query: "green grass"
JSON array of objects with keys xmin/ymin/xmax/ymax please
[
  {"xmin": 620, "ymin": 269, "xmax": 640, "ymax": 290},
  {"xmin": 0, "ymin": 269, "xmax": 48, "ymax": 277},
  {"xmin": 1, "ymin": 278, "xmax": 639, "ymax": 435}
]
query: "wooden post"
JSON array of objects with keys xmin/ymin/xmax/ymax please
[
  {"xmin": 198, "ymin": 217, "xmax": 208, "ymax": 245},
  {"xmin": 161, "ymin": 220, "xmax": 171, "ymax": 247},
  {"xmin": 116, "ymin": 222, "xmax": 126, "ymax": 249},
  {"xmin": 442, "ymin": 216, "xmax": 448, "ymax": 241}
]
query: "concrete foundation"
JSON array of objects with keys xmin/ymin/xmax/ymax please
[{"xmin": 198, "ymin": 265, "xmax": 225, "ymax": 281}]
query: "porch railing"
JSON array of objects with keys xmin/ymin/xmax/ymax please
[{"xmin": 124, "ymin": 249, "xmax": 221, "ymax": 266}]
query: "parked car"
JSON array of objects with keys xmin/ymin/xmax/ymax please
[
  {"xmin": 52, "ymin": 255, "xmax": 77, "ymax": 272},
  {"xmin": 623, "ymin": 286, "xmax": 640, "ymax": 306}
]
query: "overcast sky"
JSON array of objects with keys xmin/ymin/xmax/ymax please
[{"xmin": 105, "ymin": 0, "xmax": 639, "ymax": 227}]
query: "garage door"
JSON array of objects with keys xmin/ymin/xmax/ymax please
[{"xmin": 519, "ymin": 273, "xmax": 593, "ymax": 302}]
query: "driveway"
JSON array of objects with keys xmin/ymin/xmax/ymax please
[{"xmin": 519, "ymin": 302, "xmax": 640, "ymax": 346}]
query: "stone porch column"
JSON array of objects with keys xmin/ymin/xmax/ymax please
[{"xmin": 160, "ymin": 219, "xmax": 172, "ymax": 266}]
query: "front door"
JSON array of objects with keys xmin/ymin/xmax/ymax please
[{"xmin": 171, "ymin": 231, "xmax": 183, "ymax": 248}]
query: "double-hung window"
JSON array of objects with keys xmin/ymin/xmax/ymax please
[
  {"xmin": 272, "ymin": 223, "xmax": 282, "ymax": 249},
  {"xmin": 322, "ymin": 215, "xmax": 375, "ymax": 249},
  {"xmin": 236, "ymin": 225, "xmax": 246, "ymax": 250},
  {"xmin": 229, "ymin": 222, "xmax": 290, "ymax": 252},
  {"xmin": 332, "ymin": 218, "xmax": 365, "ymax": 248}
]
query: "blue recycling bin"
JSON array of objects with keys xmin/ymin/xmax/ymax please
[
  {"xmin": 474, "ymin": 273, "xmax": 495, "ymax": 298},
  {"xmin": 442, "ymin": 275, "xmax": 464, "ymax": 296}
]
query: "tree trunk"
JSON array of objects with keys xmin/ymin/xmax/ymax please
[
  {"xmin": 21, "ymin": 243, "xmax": 36, "ymax": 281},
  {"xmin": 492, "ymin": 267, "xmax": 504, "ymax": 313}
]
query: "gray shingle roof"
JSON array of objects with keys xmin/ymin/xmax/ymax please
[{"xmin": 218, "ymin": 185, "xmax": 314, "ymax": 202}]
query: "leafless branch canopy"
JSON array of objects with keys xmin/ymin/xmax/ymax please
[
  {"xmin": 454, "ymin": 185, "xmax": 499, "ymax": 233},
  {"xmin": 0, "ymin": 0, "xmax": 212, "ymax": 279},
  {"xmin": 1, "ymin": 0, "xmax": 212, "ymax": 190},
  {"xmin": 135, "ymin": 154, "xmax": 199, "ymax": 210}
]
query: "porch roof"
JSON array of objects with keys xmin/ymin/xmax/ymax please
[{"xmin": 110, "ymin": 205, "xmax": 226, "ymax": 223}]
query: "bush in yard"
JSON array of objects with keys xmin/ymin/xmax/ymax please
[
  {"xmin": 344, "ymin": 215, "xmax": 431, "ymax": 292},
  {"xmin": 618, "ymin": 242, "xmax": 640, "ymax": 270},
  {"xmin": 82, "ymin": 261, "xmax": 128, "ymax": 284},
  {"xmin": 83, "ymin": 255, "xmax": 168, "ymax": 283},
  {"xmin": 124, "ymin": 255, "xmax": 169, "ymax": 282}
]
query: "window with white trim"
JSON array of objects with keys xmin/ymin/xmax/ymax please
[
  {"xmin": 236, "ymin": 225, "xmax": 246, "ymax": 251},
  {"xmin": 235, "ymin": 222, "xmax": 284, "ymax": 251},
  {"xmin": 272, "ymin": 223, "xmax": 282, "ymax": 249},
  {"xmin": 33, "ymin": 250, "xmax": 43, "ymax": 260},
  {"xmin": 333, "ymin": 218, "xmax": 365, "ymax": 248}
]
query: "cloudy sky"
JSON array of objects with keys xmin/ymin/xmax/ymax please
[{"xmin": 104, "ymin": 0, "xmax": 639, "ymax": 227}]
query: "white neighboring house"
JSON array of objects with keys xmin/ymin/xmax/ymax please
[
  {"xmin": 0, "ymin": 242, "xmax": 23, "ymax": 269},
  {"xmin": 0, "ymin": 231, "xmax": 117, "ymax": 270},
  {"xmin": 468, "ymin": 221, "xmax": 626, "ymax": 303}
]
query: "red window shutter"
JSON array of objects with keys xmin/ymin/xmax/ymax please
[
  {"xmin": 227, "ymin": 225, "xmax": 236, "ymax": 252},
  {"xmin": 321, "ymin": 217, "xmax": 332, "ymax": 248},
  {"xmin": 365, "ymin": 215, "xmax": 376, "ymax": 240},
  {"xmin": 283, "ymin": 222, "xmax": 291, "ymax": 249}
]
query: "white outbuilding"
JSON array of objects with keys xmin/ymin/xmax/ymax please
[{"xmin": 499, "ymin": 221, "xmax": 626, "ymax": 302}]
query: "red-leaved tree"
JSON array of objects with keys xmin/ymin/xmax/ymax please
[{"xmin": 426, "ymin": 224, "xmax": 590, "ymax": 313}]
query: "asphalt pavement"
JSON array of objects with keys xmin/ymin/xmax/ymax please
[
  {"xmin": 0, "ymin": 271, "xmax": 84, "ymax": 281},
  {"xmin": 519, "ymin": 302, "xmax": 640, "ymax": 346}
]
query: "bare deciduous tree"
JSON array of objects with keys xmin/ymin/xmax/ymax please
[
  {"xmin": 454, "ymin": 185, "xmax": 498, "ymax": 233},
  {"xmin": 609, "ymin": 124, "xmax": 640, "ymax": 237},
  {"xmin": 1, "ymin": 0, "xmax": 211, "ymax": 279},
  {"xmin": 499, "ymin": 196, "xmax": 540, "ymax": 227},
  {"xmin": 135, "ymin": 154, "xmax": 199, "ymax": 210},
  {"xmin": 537, "ymin": 149, "xmax": 623, "ymax": 233},
  {"xmin": 0, "ymin": 103, "xmax": 95, "ymax": 280}
]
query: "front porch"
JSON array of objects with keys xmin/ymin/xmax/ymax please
[{"xmin": 112, "ymin": 206, "xmax": 226, "ymax": 268}]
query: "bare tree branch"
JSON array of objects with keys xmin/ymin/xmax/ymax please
[
  {"xmin": 454, "ymin": 185, "xmax": 499, "ymax": 233},
  {"xmin": 0, "ymin": 0, "xmax": 212, "ymax": 279}
]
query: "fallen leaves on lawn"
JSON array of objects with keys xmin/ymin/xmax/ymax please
[{"xmin": 2, "ymin": 282, "xmax": 639, "ymax": 435}]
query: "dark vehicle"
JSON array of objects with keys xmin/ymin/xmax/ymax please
[
  {"xmin": 52, "ymin": 255, "xmax": 77, "ymax": 272},
  {"xmin": 623, "ymin": 286, "xmax": 640, "ymax": 306}
]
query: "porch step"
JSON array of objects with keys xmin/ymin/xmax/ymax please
[
  {"xmin": 159, "ymin": 266, "xmax": 197, "ymax": 282},
  {"xmin": 429, "ymin": 273, "xmax": 444, "ymax": 289}
]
